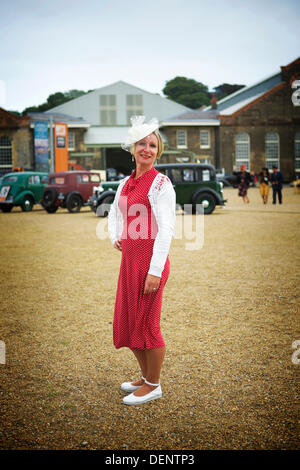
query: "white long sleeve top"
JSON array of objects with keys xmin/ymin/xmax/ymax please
[{"xmin": 108, "ymin": 172, "xmax": 176, "ymax": 277}]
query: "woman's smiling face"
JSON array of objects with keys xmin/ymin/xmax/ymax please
[{"xmin": 134, "ymin": 133, "xmax": 158, "ymax": 168}]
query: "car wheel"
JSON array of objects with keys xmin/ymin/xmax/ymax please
[
  {"xmin": 96, "ymin": 194, "xmax": 115, "ymax": 217},
  {"xmin": 0, "ymin": 204, "xmax": 13, "ymax": 213},
  {"xmin": 45, "ymin": 206, "xmax": 58, "ymax": 214},
  {"xmin": 193, "ymin": 192, "xmax": 216, "ymax": 215},
  {"xmin": 66, "ymin": 194, "xmax": 82, "ymax": 213},
  {"xmin": 21, "ymin": 195, "xmax": 34, "ymax": 212},
  {"xmin": 42, "ymin": 188, "xmax": 57, "ymax": 208}
]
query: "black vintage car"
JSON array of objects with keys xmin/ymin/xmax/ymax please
[{"xmin": 89, "ymin": 163, "xmax": 227, "ymax": 216}]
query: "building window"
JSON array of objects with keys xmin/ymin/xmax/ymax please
[
  {"xmin": 100, "ymin": 95, "xmax": 117, "ymax": 125},
  {"xmin": 235, "ymin": 133, "xmax": 250, "ymax": 170},
  {"xmin": 200, "ymin": 130, "xmax": 210, "ymax": 148},
  {"xmin": 126, "ymin": 95, "xmax": 143, "ymax": 124},
  {"xmin": 265, "ymin": 132, "xmax": 279, "ymax": 170},
  {"xmin": 295, "ymin": 132, "xmax": 300, "ymax": 171},
  {"xmin": 0, "ymin": 136, "xmax": 12, "ymax": 169},
  {"xmin": 196, "ymin": 157, "xmax": 210, "ymax": 164},
  {"xmin": 68, "ymin": 131, "xmax": 75, "ymax": 150},
  {"xmin": 177, "ymin": 130, "xmax": 187, "ymax": 149}
]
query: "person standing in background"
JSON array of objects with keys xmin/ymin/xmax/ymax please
[
  {"xmin": 236, "ymin": 165, "xmax": 251, "ymax": 203},
  {"xmin": 270, "ymin": 165, "xmax": 284, "ymax": 204},
  {"xmin": 259, "ymin": 167, "xmax": 270, "ymax": 204}
]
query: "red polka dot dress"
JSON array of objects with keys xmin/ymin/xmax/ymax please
[{"xmin": 113, "ymin": 166, "xmax": 170, "ymax": 350}]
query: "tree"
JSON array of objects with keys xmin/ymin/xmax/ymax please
[
  {"xmin": 22, "ymin": 105, "xmax": 40, "ymax": 115},
  {"xmin": 7, "ymin": 110, "xmax": 21, "ymax": 116},
  {"xmin": 163, "ymin": 77, "xmax": 210, "ymax": 109},
  {"xmin": 213, "ymin": 83, "xmax": 245, "ymax": 100},
  {"xmin": 46, "ymin": 92, "xmax": 66, "ymax": 108}
]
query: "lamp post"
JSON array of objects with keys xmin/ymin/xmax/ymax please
[{"xmin": 49, "ymin": 115, "xmax": 54, "ymax": 173}]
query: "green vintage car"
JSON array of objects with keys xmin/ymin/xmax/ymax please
[
  {"xmin": 0, "ymin": 171, "xmax": 49, "ymax": 212},
  {"xmin": 89, "ymin": 163, "xmax": 226, "ymax": 216}
]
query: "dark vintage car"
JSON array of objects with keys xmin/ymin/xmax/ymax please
[
  {"xmin": 0, "ymin": 171, "xmax": 49, "ymax": 212},
  {"xmin": 89, "ymin": 163, "xmax": 226, "ymax": 216},
  {"xmin": 216, "ymin": 169, "xmax": 239, "ymax": 187},
  {"xmin": 41, "ymin": 171, "xmax": 101, "ymax": 213}
]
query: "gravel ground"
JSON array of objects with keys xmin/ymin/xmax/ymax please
[{"xmin": 0, "ymin": 186, "xmax": 299, "ymax": 450}]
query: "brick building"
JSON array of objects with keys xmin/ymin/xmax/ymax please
[
  {"xmin": 160, "ymin": 109, "xmax": 219, "ymax": 165},
  {"xmin": 161, "ymin": 57, "xmax": 300, "ymax": 181},
  {"xmin": 217, "ymin": 57, "xmax": 300, "ymax": 180},
  {"xmin": 0, "ymin": 108, "xmax": 32, "ymax": 172},
  {"xmin": 0, "ymin": 109, "xmax": 91, "ymax": 174}
]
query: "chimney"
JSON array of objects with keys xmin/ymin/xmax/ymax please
[{"xmin": 210, "ymin": 92, "xmax": 217, "ymax": 109}]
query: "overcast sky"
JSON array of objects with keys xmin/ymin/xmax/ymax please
[{"xmin": 1, "ymin": 0, "xmax": 299, "ymax": 112}]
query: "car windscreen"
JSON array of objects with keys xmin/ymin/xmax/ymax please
[{"xmin": 90, "ymin": 174, "xmax": 100, "ymax": 182}]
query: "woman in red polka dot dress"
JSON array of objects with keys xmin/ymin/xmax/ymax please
[{"xmin": 108, "ymin": 116, "xmax": 176, "ymax": 405}]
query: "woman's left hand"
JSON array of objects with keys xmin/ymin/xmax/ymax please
[{"xmin": 144, "ymin": 274, "xmax": 161, "ymax": 294}]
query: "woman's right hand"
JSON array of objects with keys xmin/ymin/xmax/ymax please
[{"xmin": 113, "ymin": 239, "xmax": 122, "ymax": 251}]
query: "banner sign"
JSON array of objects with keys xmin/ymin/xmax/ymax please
[
  {"xmin": 54, "ymin": 123, "xmax": 68, "ymax": 172},
  {"xmin": 34, "ymin": 121, "xmax": 49, "ymax": 172}
]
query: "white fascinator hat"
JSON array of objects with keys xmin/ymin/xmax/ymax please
[{"xmin": 122, "ymin": 115, "xmax": 160, "ymax": 152}]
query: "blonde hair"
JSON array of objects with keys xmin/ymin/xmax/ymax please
[{"xmin": 131, "ymin": 130, "xmax": 164, "ymax": 160}]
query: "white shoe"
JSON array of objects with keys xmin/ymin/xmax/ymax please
[
  {"xmin": 121, "ymin": 376, "xmax": 146, "ymax": 393},
  {"xmin": 123, "ymin": 379, "xmax": 162, "ymax": 405}
]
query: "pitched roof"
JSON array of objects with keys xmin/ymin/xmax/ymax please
[
  {"xmin": 0, "ymin": 107, "xmax": 30, "ymax": 128},
  {"xmin": 161, "ymin": 109, "xmax": 219, "ymax": 126},
  {"xmin": 205, "ymin": 71, "xmax": 282, "ymax": 115},
  {"xmin": 44, "ymin": 80, "xmax": 191, "ymax": 124},
  {"xmin": 205, "ymin": 56, "xmax": 299, "ymax": 117},
  {"xmin": 28, "ymin": 112, "xmax": 90, "ymax": 128},
  {"xmin": 166, "ymin": 109, "xmax": 219, "ymax": 120},
  {"xmin": 219, "ymin": 82, "xmax": 286, "ymax": 118}
]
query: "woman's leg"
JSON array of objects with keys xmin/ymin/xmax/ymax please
[
  {"xmin": 131, "ymin": 349, "xmax": 147, "ymax": 386},
  {"xmin": 133, "ymin": 347, "xmax": 165, "ymax": 396}
]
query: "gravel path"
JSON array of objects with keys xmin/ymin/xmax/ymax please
[{"xmin": 0, "ymin": 186, "xmax": 299, "ymax": 450}]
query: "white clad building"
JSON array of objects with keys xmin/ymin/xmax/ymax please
[{"xmin": 46, "ymin": 81, "xmax": 192, "ymax": 174}]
